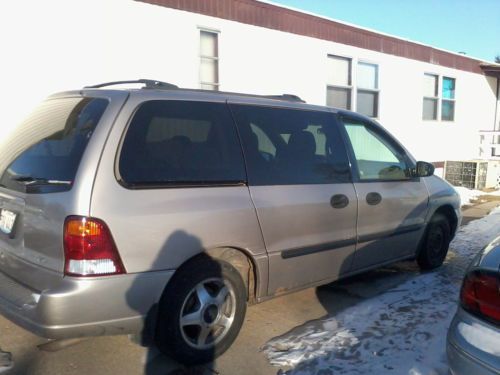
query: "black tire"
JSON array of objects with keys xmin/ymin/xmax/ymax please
[
  {"xmin": 156, "ymin": 255, "xmax": 247, "ymax": 365},
  {"xmin": 417, "ymin": 213, "xmax": 451, "ymax": 270}
]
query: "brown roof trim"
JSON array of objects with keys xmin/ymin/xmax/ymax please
[
  {"xmin": 480, "ymin": 63, "xmax": 500, "ymax": 78},
  {"xmin": 138, "ymin": 0, "xmax": 485, "ymax": 74}
]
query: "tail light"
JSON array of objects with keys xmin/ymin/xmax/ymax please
[
  {"xmin": 63, "ymin": 216, "xmax": 126, "ymax": 276},
  {"xmin": 460, "ymin": 270, "xmax": 500, "ymax": 325}
]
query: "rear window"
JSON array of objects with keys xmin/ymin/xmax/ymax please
[
  {"xmin": 118, "ymin": 100, "xmax": 246, "ymax": 187},
  {"xmin": 0, "ymin": 97, "xmax": 108, "ymax": 194}
]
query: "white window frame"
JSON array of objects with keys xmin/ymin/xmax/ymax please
[
  {"xmin": 422, "ymin": 73, "xmax": 456, "ymax": 122},
  {"xmin": 423, "ymin": 73, "xmax": 440, "ymax": 121},
  {"xmin": 198, "ymin": 27, "xmax": 220, "ymax": 91},
  {"xmin": 441, "ymin": 76, "xmax": 456, "ymax": 122},
  {"xmin": 326, "ymin": 54, "xmax": 353, "ymax": 111},
  {"xmin": 356, "ymin": 60, "xmax": 380, "ymax": 118}
]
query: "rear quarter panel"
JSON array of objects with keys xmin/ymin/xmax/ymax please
[{"xmin": 0, "ymin": 91, "xmax": 129, "ymax": 285}]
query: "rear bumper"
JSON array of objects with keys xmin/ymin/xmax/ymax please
[
  {"xmin": 447, "ymin": 341, "xmax": 498, "ymax": 375},
  {"xmin": 446, "ymin": 308, "xmax": 500, "ymax": 375},
  {"xmin": 0, "ymin": 269, "xmax": 174, "ymax": 339}
]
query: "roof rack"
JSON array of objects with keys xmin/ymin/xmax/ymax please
[
  {"xmin": 84, "ymin": 79, "xmax": 178, "ymax": 89},
  {"xmin": 261, "ymin": 94, "xmax": 305, "ymax": 103},
  {"xmin": 84, "ymin": 80, "xmax": 305, "ymax": 103}
]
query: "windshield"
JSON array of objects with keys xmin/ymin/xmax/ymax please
[{"xmin": 0, "ymin": 97, "xmax": 108, "ymax": 194}]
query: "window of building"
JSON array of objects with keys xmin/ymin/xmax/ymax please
[
  {"xmin": 199, "ymin": 30, "xmax": 219, "ymax": 91},
  {"xmin": 119, "ymin": 101, "xmax": 245, "ymax": 187},
  {"xmin": 441, "ymin": 77, "xmax": 455, "ymax": 121},
  {"xmin": 423, "ymin": 74, "xmax": 439, "ymax": 120},
  {"xmin": 356, "ymin": 62, "xmax": 379, "ymax": 117},
  {"xmin": 326, "ymin": 55, "xmax": 352, "ymax": 110},
  {"xmin": 422, "ymin": 74, "xmax": 456, "ymax": 121},
  {"xmin": 230, "ymin": 104, "xmax": 351, "ymax": 185}
]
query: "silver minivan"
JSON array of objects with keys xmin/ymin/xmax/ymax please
[{"xmin": 0, "ymin": 80, "xmax": 461, "ymax": 364}]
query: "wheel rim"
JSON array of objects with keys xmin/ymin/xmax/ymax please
[
  {"xmin": 179, "ymin": 277, "xmax": 236, "ymax": 350},
  {"xmin": 427, "ymin": 225, "xmax": 445, "ymax": 262}
]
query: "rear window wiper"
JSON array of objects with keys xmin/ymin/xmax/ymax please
[{"xmin": 12, "ymin": 176, "xmax": 72, "ymax": 186}]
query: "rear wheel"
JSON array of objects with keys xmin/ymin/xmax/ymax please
[
  {"xmin": 156, "ymin": 256, "xmax": 247, "ymax": 365},
  {"xmin": 417, "ymin": 213, "xmax": 451, "ymax": 270}
]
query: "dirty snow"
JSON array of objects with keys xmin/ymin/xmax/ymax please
[
  {"xmin": 263, "ymin": 207, "xmax": 500, "ymax": 375},
  {"xmin": 457, "ymin": 322, "xmax": 500, "ymax": 356},
  {"xmin": 454, "ymin": 186, "xmax": 500, "ymax": 206}
]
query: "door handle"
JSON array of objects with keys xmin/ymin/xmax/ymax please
[
  {"xmin": 366, "ymin": 192, "xmax": 382, "ymax": 205},
  {"xmin": 330, "ymin": 194, "xmax": 349, "ymax": 209}
]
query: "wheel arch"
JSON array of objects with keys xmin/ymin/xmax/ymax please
[
  {"xmin": 171, "ymin": 247, "xmax": 260, "ymax": 305},
  {"xmin": 432, "ymin": 204, "xmax": 459, "ymax": 237},
  {"xmin": 416, "ymin": 203, "xmax": 457, "ymax": 259}
]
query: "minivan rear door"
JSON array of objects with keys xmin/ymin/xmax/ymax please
[
  {"xmin": 230, "ymin": 103, "xmax": 358, "ymax": 295},
  {"xmin": 0, "ymin": 91, "xmax": 127, "ymax": 286},
  {"xmin": 338, "ymin": 115, "xmax": 429, "ymax": 270}
]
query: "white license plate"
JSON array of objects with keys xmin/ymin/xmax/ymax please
[{"xmin": 0, "ymin": 209, "xmax": 16, "ymax": 235}]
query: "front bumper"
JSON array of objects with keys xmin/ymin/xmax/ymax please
[
  {"xmin": 0, "ymin": 268, "xmax": 174, "ymax": 339},
  {"xmin": 447, "ymin": 308, "xmax": 500, "ymax": 375},
  {"xmin": 454, "ymin": 207, "xmax": 462, "ymax": 234}
]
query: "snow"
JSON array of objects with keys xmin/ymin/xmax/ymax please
[
  {"xmin": 453, "ymin": 186, "xmax": 500, "ymax": 206},
  {"xmin": 457, "ymin": 322, "xmax": 500, "ymax": 356},
  {"xmin": 263, "ymin": 207, "xmax": 500, "ymax": 375}
]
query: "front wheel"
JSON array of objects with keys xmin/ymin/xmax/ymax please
[
  {"xmin": 417, "ymin": 213, "xmax": 451, "ymax": 270},
  {"xmin": 156, "ymin": 256, "xmax": 247, "ymax": 365}
]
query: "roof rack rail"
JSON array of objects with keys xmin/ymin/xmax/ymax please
[
  {"xmin": 262, "ymin": 94, "xmax": 305, "ymax": 103},
  {"xmin": 84, "ymin": 79, "xmax": 178, "ymax": 89}
]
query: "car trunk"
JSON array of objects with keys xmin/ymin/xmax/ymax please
[{"xmin": 0, "ymin": 95, "xmax": 111, "ymax": 284}]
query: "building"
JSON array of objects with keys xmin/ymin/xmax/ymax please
[{"xmin": 1, "ymin": 0, "xmax": 499, "ymax": 178}]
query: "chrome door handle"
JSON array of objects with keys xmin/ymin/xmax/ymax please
[
  {"xmin": 330, "ymin": 194, "xmax": 349, "ymax": 209},
  {"xmin": 366, "ymin": 192, "xmax": 382, "ymax": 205}
]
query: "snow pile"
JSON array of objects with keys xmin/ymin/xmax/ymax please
[
  {"xmin": 263, "ymin": 207, "xmax": 500, "ymax": 375},
  {"xmin": 454, "ymin": 186, "xmax": 483, "ymax": 206},
  {"xmin": 453, "ymin": 186, "xmax": 500, "ymax": 206}
]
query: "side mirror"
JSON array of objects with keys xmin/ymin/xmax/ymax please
[{"xmin": 414, "ymin": 161, "xmax": 435, "ymax": 177}]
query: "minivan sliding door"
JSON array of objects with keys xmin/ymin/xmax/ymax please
[{"xmin": 230, "ymin": 103, "xmax": 357, "ymax": 296}]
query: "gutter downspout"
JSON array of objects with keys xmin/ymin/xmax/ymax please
[
  {"xmin": 494, "ymin": 77, "xmax": 499, "ymax": 157},
  {"xmin": 495, "ymin": 77, "xmax": 499, "ymax": 131}
]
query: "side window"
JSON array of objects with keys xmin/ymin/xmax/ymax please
[
  {"xmin": 230, "ymin": 104, "xmax": 351, "ymax": 185},
  {"xmin": 341, "ymin": 118, "xmax": 409, "ymax": 181},
  {"xmin": 119, "ymin": 101, "xmax": 245, "ymax": 186},
  {"xmin": 250, "ymin": 123, "xmax": 276, "ymax": 159}
]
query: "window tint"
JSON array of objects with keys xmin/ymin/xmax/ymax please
[
  {"xmin": 230, "ymin": 104, "xmax": 351, "ymax": 185},
  {"xmin": 250, "ymin": 123, "xmax": 276, "ymax": 158},
  {"xmin": 0, "ymin": 97, "xmax": 108, "ymax": 194},
  {"xmin": 119, "ymin": 101, "xmax": 245, "ymax": 187},
  {"xmin": 342, "ymin": 118, "xmax": 409, "ymax": 181},
  {"xmin": 441, "ymin": 77, "xmax": 456, "ymax": 121}
]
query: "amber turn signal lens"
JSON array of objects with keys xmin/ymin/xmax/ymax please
[{"xmin": 65, "ymin": 218, "xmax": 102, "ymax": 237}]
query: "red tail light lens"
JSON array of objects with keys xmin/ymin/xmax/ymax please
[
  {"xmin": 460, "ymin": 270, "xmax": 500, "ymax": 325},
  {"xmin": 63, "ymin": 216, "xmax": 126, "ymax": 276}
]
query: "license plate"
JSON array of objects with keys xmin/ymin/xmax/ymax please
[{"xmin": 0, "ymin": 209, "xmax": 16, "ymax": 235}]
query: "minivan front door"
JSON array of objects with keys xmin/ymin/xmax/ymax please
[
  {"xmin": 230, "ymin": 103, "xmax": 357, "ymax": 295},
  {"xmin": 339, "ymin": 115, "xmax": 429, "ymax": 271}
]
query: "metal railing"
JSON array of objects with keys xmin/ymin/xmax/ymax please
[{"xmin": 479, "ymin": 130, "xmax": 500, "ymax": 159}]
